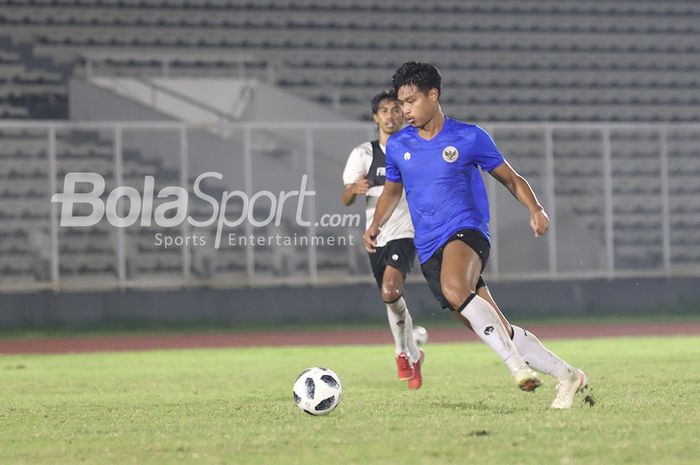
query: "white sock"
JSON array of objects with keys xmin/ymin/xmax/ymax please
[
  {"xmin": 511, "ymin": 325, "xmax": 574, "ymax": 380},
  {"xmin": 386, "ymin": 297, "xmax": 420, "ymax": 361},
  {"xmin": 459, "ymin": 295, "xmax": 528, "ymax": 375},
  {"xmin": 402, "ymin": 306, "xmax": 421, "ymax": 363}
]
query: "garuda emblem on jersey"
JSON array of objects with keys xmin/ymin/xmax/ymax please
[{"xmin": 442, "ymin": 146, "xmax": 459, "ymax": 163}]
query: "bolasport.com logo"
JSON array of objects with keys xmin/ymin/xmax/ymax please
[{"xmin": 51, "ymin": 172, "xmax": 360, "ymax": 249}]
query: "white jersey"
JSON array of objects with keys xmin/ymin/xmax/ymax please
[{"xmin": 342, "ymin": 141, "xmax": 414, "ymax": 247}]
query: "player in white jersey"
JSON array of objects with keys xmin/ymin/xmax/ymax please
[{"xmin": 342, "ymin": 90, "xmax": 425, "ymax": 390}]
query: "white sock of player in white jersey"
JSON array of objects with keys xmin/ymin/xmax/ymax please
[
  {"xmin": 510, "ymin": 325, "xmax": 574, "ymax": 380},
  {"xmin": 386, "ymin": 297, "xmax": 420, "ymax": 362},
  {"xmin": 459, "ymin": 295, "xmax": 528, "ymax": 375},
  {"xmin": 403, "ymin": 305, "xmax": 421, "ymax": 363}
]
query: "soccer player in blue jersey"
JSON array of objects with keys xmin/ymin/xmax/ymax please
[{"xmin": 363, "ymin": 62, "xmax": 588, "ymax": 409}]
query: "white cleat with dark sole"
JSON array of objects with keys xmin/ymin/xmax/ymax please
[
  {"xmin": 551, "ymin": 369, "xmax": 588, "ymax": 409},
  {"xmin": 515, "ymin": 367, "xmax": 542, "ymax": 392}
]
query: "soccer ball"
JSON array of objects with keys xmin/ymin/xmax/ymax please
[
  {"xmin": 293, "ymin": 367, "xmax": 342, "ymax": 416},
  {"xmin": 413, "ymin": 325, "xmax": 429, "ymax": 346}
]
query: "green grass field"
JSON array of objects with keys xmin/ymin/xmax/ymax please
[{"xmin": 2, "ymin": 336, "xmax": 699, "ymax": 465}]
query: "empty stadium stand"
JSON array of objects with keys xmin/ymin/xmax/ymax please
[{"xmin": 1, "ymin": 0, "xmax": 699, "ymax": 121}]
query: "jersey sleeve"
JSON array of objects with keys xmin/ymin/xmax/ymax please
[
  {"xmin": 342, "ymin": 145, "xmax": 368, "ymax": 185},
  {"xmin": 384, "ymin": 136, "xmax": 402, "ymax": 183},
  {"xmin": 473, "ymin": 126, "xmax": 506, "ymax": 172}
]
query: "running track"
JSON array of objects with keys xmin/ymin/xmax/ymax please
[{"xmin": 2, "ymin": 321, "xmax": 700, "ymax": 355}]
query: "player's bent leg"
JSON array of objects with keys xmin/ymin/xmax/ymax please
[
  {"xmin": 382, "ymin": 266, "xmax": 421, "ymax": 384},
  {"xmin": 456, "ymin": 294, "xmax": 541, "ymax": 392},
  {"xmin": 477, "ymin": 284, "xmax": 571, "ymax": 378},
  {"xmin": 475, "ymin": 284, "xmax": 513, "ymax": 336},
  {"xmin": 440, "ymin": 241, "xmax": 540, "ymax": 391},
  {"xmin": 380, "ymin": 264, "xmax": 404, "ymax": 304},
  {"xmin": 382, "ymin": 265, "xmax": 408, "ymax": 363},
  {"xmin": 477, "ymin": 286, "xmax": 587, "ymax": 407},
  {"xmin": 450, "ymin": 275, "xmax": 488, "ymax": 332},
  {"xmin": 439, "ymin": 241, "xmax": 482, "ymax": 308},
  {"xmin": 511, "ymin": 325, "xmax": 588, "ymax": 408},
  {"xmin": 509, "ymin": 324, "xmax": 576, "ymax": 381}
]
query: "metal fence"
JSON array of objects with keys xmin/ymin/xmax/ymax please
[{"xmin": 0, "ymin": 121, "xmax": 699, "ymax": 293}]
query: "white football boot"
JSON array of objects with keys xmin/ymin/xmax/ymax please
[
  {"xmin": 551, "ymin": 368, "xmax": 588, "ymax": 409},
  {"xmin": 514, "ymin": 367, "xmax": 542, "ymax": 392}
]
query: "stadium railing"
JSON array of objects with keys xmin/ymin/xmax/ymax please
[{"xmin": 0, "ymin": 120, "xmax": 698, "ymax": 293}]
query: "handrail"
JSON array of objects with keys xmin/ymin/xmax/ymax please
[
  {"xmin": 132, "ymin": 76, "xmax": 240, "ymax": 121},
  {"xmin": 2, "ymin": 121, "xmax": 699, "ymax": 130},
  {"xmin": 1, "ymin": 122, "xmax": 698, "ymax": 291},
  {"xmin": 83, "ymin": 52, "xmax": 258, "ymax": 79}
]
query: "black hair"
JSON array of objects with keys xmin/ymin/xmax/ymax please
[
  {"xmin": 371, "ymin": 90, "xmax": 396, "ymax": 115},
  {"xmin": 392, "ymin": 62, "xmax": 442, "ymax": 98}
]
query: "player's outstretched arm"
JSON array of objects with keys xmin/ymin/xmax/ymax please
[
  {"xmin": 362, "ymin": 180, "xmax": 403, "ymax": 252},
  {"xmin": 490, "ymin": 161, "xmax": 550, "ymax": 237}
]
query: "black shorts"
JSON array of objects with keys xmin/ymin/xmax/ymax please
[
  {"xmin": 368, "ymin": 238, "xmax": 416, "ymax": 288},
  {"xmin": 420, "ymin": 229, "xmax": 490, "ymax": 310}
]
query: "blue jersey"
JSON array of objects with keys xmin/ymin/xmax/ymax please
[{"xmin": 385, "ymin": 118, "xmax": 505, "ymax": 263}]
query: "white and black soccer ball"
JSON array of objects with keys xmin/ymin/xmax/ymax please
[
  {"xmin": 413, "ymin": 325, "xmax": 429, "ymax": 346},
  {"xmin": 292, "ymin": 367, "xmax": 342, "ymax": 416}
]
